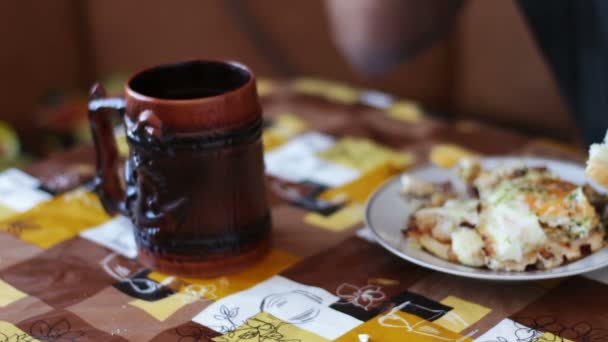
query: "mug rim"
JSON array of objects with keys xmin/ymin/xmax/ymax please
[{"xmin": 124, "ymin": 59, "xmax": 256, "ymax": 105}]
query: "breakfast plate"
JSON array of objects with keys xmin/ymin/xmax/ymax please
[{"xmin": 365, "ymin": 157, "xmax": 608, "ymax": 281}]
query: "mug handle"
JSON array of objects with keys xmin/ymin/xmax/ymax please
[{"xmin": 88, "ymin": 83, "xmax": 128, "ymax": 216}]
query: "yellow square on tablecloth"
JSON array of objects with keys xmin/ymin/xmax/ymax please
[
  {"xmin": 386, "ymin": 100, "xmax": 424, "ymax": 123},
  {"xmin": 0, "ymin": 321, "xmax": 39, "ymax": 341},
  {"xmin": 256, "ymin": 78, "xmax": 274, "ymax": 97},
  {"xmin": 429, "ymin": 144, "xmax": 479, "ymax": 169},
  {"xmin": 0, "ymin": 279, "xmax": 27, "ymax": 307},
  {"xmin": 130, "ymin": 293, "xmax": 198, "ymax": 322},
  {"xmin": 263, "ymin": 113, "xmax": 308, "ymax": 152},
  {"xmin": 0, "ymin": 204, "xmax": 17, "ymax": 221},
  {"xmin": 0, "ymin": 189, "xmax": 110, "ymax": 249},
  {"xmin": 293, "ymin": 78, "xmax": 330, "ymax": 95},
  {"xmin": 336, "ymin": 311, "xmax": 471, "ymax": 342},
  {"xmin": 213, "ymin": 312, "xmax": 329, "ymax": 342},
  {"xmin": 318, "ymin": 137, "xmax": 413, "ymax": 173},
  {"xmin": 541, "ymin": 332, "xmax": 574, "ymax": 342},
  {"xmin": 304, "ymin": 202, "xmax": 364, "ymax": 232},
  {"xmin": 323, "ymin": 83, "xmax": 360, "ymax": 104},
  {"xmin": 148, "ymin": 249, "xmax": 300, "ymax": 300},
  {"xmin": 116, "ymin": 132, "xmax": 129, "ymax": 158},
  {"xmin": 434, "ymin": 296, "xmax": 492, "ymax": 333},
  {"xmin": 319, "ymin": 161, "xmax": 409, "ymax": 204},
  {"xmin": 293, "ymin": 78, "xmax": 360, "ymax": 104}
]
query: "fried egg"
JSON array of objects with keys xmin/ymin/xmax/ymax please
[
  {"xmin": 404, "ymin": 160, "xmax": 606, "ymax": 271},
  {"xmin": 451, "ymin": 228, "xmax": 484, "ymax": 267},
  {"xmin": 478, "ymin": 199, "xmax": 546, "ymax": 270}
]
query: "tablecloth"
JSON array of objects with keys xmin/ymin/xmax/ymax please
[{"xmin": 0, "ymin": 77, "xmax": 604, "ymax": 342}]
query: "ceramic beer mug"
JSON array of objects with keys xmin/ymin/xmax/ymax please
[{"xmin": 88, "ymin": 60, "xmax": 271, "ymax": 277}]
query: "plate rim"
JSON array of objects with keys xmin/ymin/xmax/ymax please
[{"xmin": 365, "ymin": 156, "xmax": 608, "ymax": 281}]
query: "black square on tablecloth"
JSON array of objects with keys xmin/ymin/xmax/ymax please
[
  {"xmin": 390, "ymin": 291, "xmax": 452, "ymax": 322},
  {"xmin": 112, "ymin": 269, "xmax": 175, "ymax": 302},
  {"xmin": 330, "ymin": 301, "xmax": 385, "ymax": 322}
]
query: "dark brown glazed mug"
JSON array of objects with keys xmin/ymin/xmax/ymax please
[{"xmin": 88, "ymin": 60, "xmax": 271, "ymax": 277}]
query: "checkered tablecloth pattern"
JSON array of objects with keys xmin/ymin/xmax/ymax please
[{"xmin": 0, "ymin": 78, "xmax": 604, "ymax": 342}]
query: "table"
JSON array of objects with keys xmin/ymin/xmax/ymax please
[{"xmin": 0, "ymin": 77, "xmax": 604, "ymax": 342}]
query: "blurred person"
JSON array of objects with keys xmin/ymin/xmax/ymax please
[{"xmin": 326, "ymin": 0, "xmax": 608, "ymax": 145}]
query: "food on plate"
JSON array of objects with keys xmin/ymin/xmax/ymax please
[
  {"xmin": 402, "ymin": 158, "xmax": 607, "ymax": 271},
  {"xmin": 587, "ymin": 132, "xmax": 608, "ymax": 187}
]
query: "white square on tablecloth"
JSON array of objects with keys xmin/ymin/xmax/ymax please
[
  {"xmin": 264, "ymin": 132, "xmax": 360, "ymax": 187},
  {"xmin": 80, "ymin": 216, "xmax": 137, "ymax": 258},
  {"xmin": 0, "ymin": 168, "xmax": 51, "ymax": 212},
  {"xmin": 474, "ymin": 318, "xmax": 542, "ymax": 342},
  {"xmin": 360, "ymin": 90, "xmax": 394, "ymax": 109},
  {"xmin": 192, "ymin": 275, "xmax": 362, "ymax": 340}
]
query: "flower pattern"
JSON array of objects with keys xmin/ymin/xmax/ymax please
[
  {"xmin": 215, "ymin": 316, "xmax": 300, "ymax": 342},
  {"xmin": 483, "ymin": 317, "xmax": 608, "ymax": 342},
  {"xmin": 1, "ymin": 220, "xmax": 39, "ymax": 237},
  {"xmin": 175, "ymin": 324, "xmax": 217, "ymax": 342},
  {"xmin": 213, "ymin": 305, "xmax": 241, "ymax": 333},
  {"xmin": 335, "ymin": 283, "xmax": 387, "ymax": 311},
  {"xmin": 29, "ymin": 319, "xmax": 84, "ymax": 342},
  {"xmin": 183, "ymin": 283, "xmax": 217, "ymax": 301},
  {"xmin": 0, "ymin": 332, "xmax": 37, "ymax": 342},
  {"xmin": 516, "ymin": 317, "xmax": 608, "ymax": 342}
]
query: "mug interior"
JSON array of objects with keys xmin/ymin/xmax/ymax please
[{"xmin": 128, "ymin": 60, "xmax": 252, "ymax": 100}]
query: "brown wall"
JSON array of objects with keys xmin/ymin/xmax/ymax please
[
  {"xmin": 84, "ymin": 0, "xmax": 451, "ymax": 107},
  {"xmin": 0, "ymin": 0, "xmax": 84, "ymax": 146},
  {"xmin": 451, "ymin": 0, "xmax": 574, "ymax": 138},
  {"xmin": 0, "ymin": 0, "xmax": 572, "ymax": 149}
]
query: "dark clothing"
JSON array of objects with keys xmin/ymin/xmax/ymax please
[{"xmin": 518, "ymin": 0, "xmax": 608, "ymax": 145}]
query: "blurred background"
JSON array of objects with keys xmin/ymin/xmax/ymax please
[{"xmin": 0, "ymin": 0, "xmax": 570, "ymax": 168}]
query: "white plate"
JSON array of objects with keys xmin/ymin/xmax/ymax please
[{"xmin": 365, "ymin": 157, "xmax": 608, "ymax": 281}]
